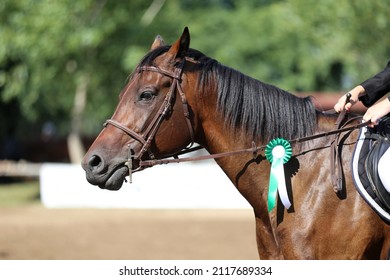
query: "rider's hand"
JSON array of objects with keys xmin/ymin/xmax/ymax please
[
  {"xmin": 334, "ymin": 85, "xmax": 364, "ymax": 113},
  {"xmin": 334, "ymin": 94, "xmax": 354, "ymax": 112},
  {"xmin": 363, "ymin": 98, "xmax": 390, "ymax": 127}
]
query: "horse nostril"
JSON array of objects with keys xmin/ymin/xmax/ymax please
[{"xmin": 88, "ymin": 155, "xmax": 103, "ymax": 172}]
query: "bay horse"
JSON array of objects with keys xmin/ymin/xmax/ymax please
[{"xmin": 82, "ymin": 27, "xmax": 390, "ymax": 259}]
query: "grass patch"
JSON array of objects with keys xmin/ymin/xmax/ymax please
[{"xmin": 0, "ymin": 180, "xmax": 40, "ymax": 207}]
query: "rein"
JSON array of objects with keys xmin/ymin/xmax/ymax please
[
  {"xmin": 139, "ymin": 118, "xmax": 370, "ymax": 168},
  {"xmin": 104, "ymin": 61, "xmax": 370, "ymax": 186}
]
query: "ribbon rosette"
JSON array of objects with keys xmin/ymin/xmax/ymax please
[{"xmin": 265, "ymin": 138, "xmax": 292, "ymax": 212}]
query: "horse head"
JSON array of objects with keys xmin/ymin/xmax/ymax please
[{"xmin": 82, "ymin": 27, "xmax": 197, "ymax": 190}]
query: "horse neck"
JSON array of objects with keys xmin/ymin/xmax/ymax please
[
  {"xmin": 194, "ymin": 86, "xmax": 250, "ymax": 155},
  {"xmin": 192, "ymin": 73, "xmax": 274, "ymax": 183}
]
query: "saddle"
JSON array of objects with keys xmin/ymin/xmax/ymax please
[{"xmin": 352, "ymin": 116, "xmax": 390, "ymax": 222}]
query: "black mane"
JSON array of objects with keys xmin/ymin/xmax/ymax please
[{"xmin": 138, "ymin": 46, "xmax": 317, "ymax": 142}]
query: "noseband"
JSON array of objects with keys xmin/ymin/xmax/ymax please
[{"xmin": 104, "ymin": 61, "xmax": 195, "ymax": 181}]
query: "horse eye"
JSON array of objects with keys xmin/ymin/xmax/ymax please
[{"xmin": 139, "ymin": 91, "xmax": 155, "ymax": 101}]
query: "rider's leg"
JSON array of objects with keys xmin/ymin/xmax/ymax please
[{"xmin": 378, "ymin": 147, "xmax": 390, "ymax": 192}]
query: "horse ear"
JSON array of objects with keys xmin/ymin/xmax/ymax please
[
  {"xmin": 150, "ymin": 35, "xmax": 165, "ymax": 50},
  {"xmin": 167, "ymin": 27, "xmax": 190, "ymax": 59}
]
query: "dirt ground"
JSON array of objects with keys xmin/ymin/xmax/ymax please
[{"xmin": 0, "ymin": 206, "xmax": 259, "ymax": 260}]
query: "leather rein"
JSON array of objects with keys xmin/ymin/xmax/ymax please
[{"xmin": 104, "ymin": 61, "xmax": 370, "ymax": 186}]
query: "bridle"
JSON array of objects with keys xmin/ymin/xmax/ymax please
[
  {"xmin": 104, "ymin": 60, "xmax": 370, "ymax": 190},
  {"xmin": 103, "ymin": 60, "xmax": 195, "ymax": 181}
]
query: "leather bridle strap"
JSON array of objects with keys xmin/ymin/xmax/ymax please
[
  {"xmin": 103, "ymin": 61, "xmax": 195, "ymax": 168},
  {"xmin": 104, "ymin": 119, "xmax": 146, "ymax": 145},
  {"xmin": 138, "ymin": 65, "xmax": 195, "ymax": 146},
  {"xmin": 176, "ymin": 76, "xmax": 195, "ymax": 144},
  {"xmin": 330, "ymin": 93, "xmax": 352, "ymax": 193},
  {"xmin": 104, "ymin": 82, "xmax": 176, "ymax": 162}
]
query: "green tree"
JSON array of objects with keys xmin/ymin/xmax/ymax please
[{"xmin": 0, "ymin": 0, "xmax": 156, "ymax": 161}]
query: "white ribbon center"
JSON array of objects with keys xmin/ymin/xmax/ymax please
[{"xmin": 272, "ymin": 145, "xmax": 291, "ymax": 210}]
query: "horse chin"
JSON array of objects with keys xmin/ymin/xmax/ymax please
[{"xmin": 99, "ymin": 166, "xmax": 128, "ymax": 191}]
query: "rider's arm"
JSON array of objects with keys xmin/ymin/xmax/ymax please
[{"xmin": 359, "ymin": 60, "xmax": 390, "ymax": 107}]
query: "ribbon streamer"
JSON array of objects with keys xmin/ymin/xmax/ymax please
[{"xmin": 265, "ymin": 138, "xmax": 292, "ymax": 212}]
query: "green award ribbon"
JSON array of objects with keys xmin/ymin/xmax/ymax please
[{"xmin": 265, "ymin": 138, "xmax": 292, "ymax": 212}]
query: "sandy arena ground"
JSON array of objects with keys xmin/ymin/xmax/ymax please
[{"xmin": 0, "ymin": 206, "xmax": 258, "ymax": 260}]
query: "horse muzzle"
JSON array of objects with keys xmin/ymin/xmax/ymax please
[{"xmin": 82, "ymin": 153, "xmax": 136, "ymax": 190}]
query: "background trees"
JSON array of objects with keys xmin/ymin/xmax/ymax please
[{"xmin": 1, "ymin": 0, "xmax": 390, "ymax": 161}]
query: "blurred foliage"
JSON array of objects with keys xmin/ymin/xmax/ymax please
[
  {"xmin": 1, "ymin": 0, "xmax": 390, "ymax": 139},
  {"xmin": 0, "ymin": 180, "xmax": 40, "ymax": 206}
]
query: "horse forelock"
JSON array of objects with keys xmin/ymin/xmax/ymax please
[{"xmin": 134, "ymin": 46, "xmax": 317, "ymax": 142}]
